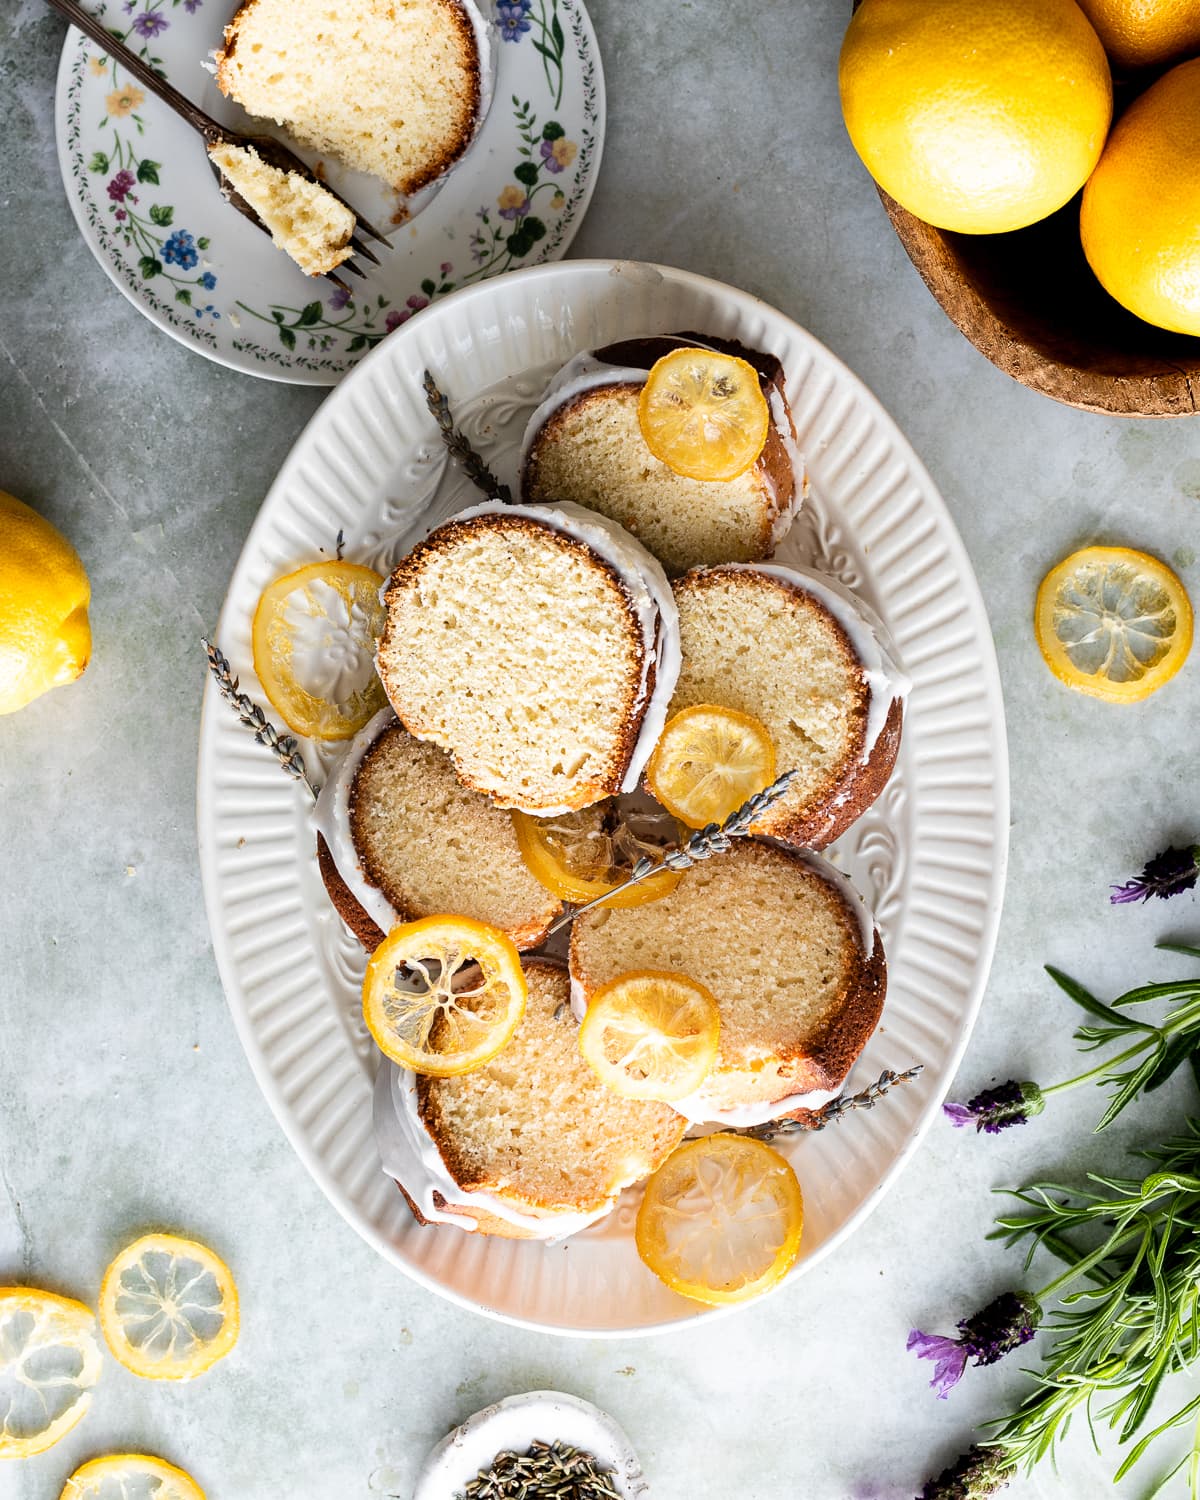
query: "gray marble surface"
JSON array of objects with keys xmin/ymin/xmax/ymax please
[{"xmin": 2, "ymin": 1, "xmax": 1199, "ymax": 1497}]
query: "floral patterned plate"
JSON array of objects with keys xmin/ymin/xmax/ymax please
[{"xmin": 53, "ymin": 0, "xmax": 603, "ymax": 384}]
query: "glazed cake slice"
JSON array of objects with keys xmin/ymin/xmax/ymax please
[
  {"xmin": 569, "ymin": 840, "xmax": 886, "ymax": 1125},
  {"xmin": 520, "ymin": 333, "xmax": 804, "ymax": 575},
  {"xmin": 375, "ymin": 503, "xmax": 680, "ymax": 815},
  {"xmin": 215, "ymin": 0, "xmax": 494, "ymax": 212},
  {"xmin": 670, "ymin": 563, "xmax": 909, "ymax": 849},
  {"xmin": 208, "ymin": 143, "xmax": 354, "ymax": 276},
  {"xmin": 314, "ymin": 709, "xmax": 562, "ymax": 951},
  {"xmin": 373, "ymin": 960, "xmax": 687, "ymax": 1239}
]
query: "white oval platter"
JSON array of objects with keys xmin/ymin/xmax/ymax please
[
  {"xmin": 197, "ymin": 259, "xmax": 1010, "ymax": 1335},
  {"xmin": 55, "ymin": 0, "xmax": 603, "ymax": 384}
]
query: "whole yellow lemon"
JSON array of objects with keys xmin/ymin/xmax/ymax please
[
  {"xmin": 0, "ymin": 491, "xmax": 91, "ymax": 715},
  {"xmin": 839, "ymin": 0, "xmax": 1113, "ymax": 235},
  {"xmin": 1075, "ymin": 0, "xmax": 1200, "ymax": 72},
  {"xmin": 1081, "ymin": 58, "xmax": 1200, "ymax": 336}
]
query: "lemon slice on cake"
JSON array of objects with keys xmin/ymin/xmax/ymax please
[
  {"xmin": 1035, "ymin": 546, "xmax": 1192, "ymax": 703},
  {"xmin": 0, "ymin": 1287, "xmax": 102, "ymax": 1458},
  {"xmin": 636, "ymin": 1135, "xmax": 804, "ymax": 1305},
  {"xmin": 363, "ymin": 916, "xmax": 528, "ymax": 1077},
  {"xmin": 646, "ymin": 704, "xmax": 776, "ymax": 828},
  {"xmin": 252, "ymin": 559, "xmax": 388, "ymax": 739},
  {"xmin": 511, "ymin": 806, "xmax": 681, "ymax": 909},
  {"xmin": 60, "ymin": 1454, "xmax": 205, "ymax": 1500},
  {"xmin": 99, "ymin": 1234, "xmax": 238, "ymax": 1381},
  {"xmin": 578, "ymin": 970, "xmax": 720, "ymax": 1103},
  {"xmin": 638, "ymin": 348, "xmax": 770, "ymax": 482}
]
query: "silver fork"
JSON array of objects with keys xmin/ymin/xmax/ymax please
[{"xmin": 46, "ymin": 0, "xmax": 390, "ymax": 291}]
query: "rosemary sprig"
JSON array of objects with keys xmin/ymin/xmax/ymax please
[
  {"xmin": 544, "ymin": 770, "xmax": 800, "ymax": 936},
  {"xmin": 734, "ymin": 1065, "xmax": 924, "ymax": 1139},
  {"xmin": 202, "ymin": 638, "xmax": 319, "ymax": 801},
  {"xmin": 457, "ymin": 1440, "xmax": 620, "ymax": 1499},
  {"xmin": 984, "ymin": 1123, "xmax": 1200, "ymax": 1492},
  {"xmin": 423, "ymin": 369, "xmax": 513, "ymax": 503}
]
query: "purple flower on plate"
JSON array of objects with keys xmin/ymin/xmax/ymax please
[
  {"xmin": 107, "ymin": 168, "xmax": 136, "ymax": 202},
  {"xmin": 114, "ymin": 208, "xmax": 127, "ymax": 221},
  {"xmin": 497, "ymin": 184, "xmax": 529, "ymax": 220},
  {"xmin": 132, "ymin": 10, "xmax": 169, "ymax": 37},
  {"xmin": 909, "ymin": 1291, "xmax": 1040, "ymax": 1399},
  {"xmin": 496, "ymin": 0, "xmax": 532, "ymax": 41},
  {"xmin": 405, "ymin": 293, "xmax": 429, "ymax": 311},
  {"xmin": 943, "ymin": 1079, "xmax": 1043, "ymax": 1135},
  {"xmin": 440, "ymin": 260, "xmax": 452, "ymax": 276},
  {"xmin": 385, "ymin": 308, "xmax": 408, "ymax": 332},
  {"xmin": 1111, "ymin": 844, "xmax": 1200, "ymax": 904},
  {"xmin": 539, "ymin": 136, "xmax": 578, "ymax": 174},
  {"xmin": 328, "ymin": 285, "xmax": 352, "ymax": 311},
  {"xmin": 161, "ymin": 229, "xmax": 198, "ymax": 269},
  {"xmin": 183, "ymin": 0, "xmax": 202, "ymax": 10}
]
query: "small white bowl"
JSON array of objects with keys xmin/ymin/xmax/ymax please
[{"xmin": 412, "ymin": 1390, "xmax": 649, "ymax": 1499}]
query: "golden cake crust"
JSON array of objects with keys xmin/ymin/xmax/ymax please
[{"xmin": 376, "ymin": 512, "xmax": 654, "ymax": 812}]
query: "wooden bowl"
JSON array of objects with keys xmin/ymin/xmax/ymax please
[
  {"xmin": 879, "ymin": 186, "xmax": 1200, "ymax": 417},
  {"xmin": 845, "ymin": 0, "xmax": 1200, "ymax": 417}
]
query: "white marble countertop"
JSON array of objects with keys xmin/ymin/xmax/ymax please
[{"xmin": 1, "ymin": 1, "xmax": 1198, "ymax": 1497}]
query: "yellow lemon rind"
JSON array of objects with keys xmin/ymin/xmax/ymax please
[
  {"xmin": 578, "ymin": 969, "xmax": 721, "ymax": 1103},
  {"xmin": 60, "ymin": 1453, "xmax": 206, "ymax": 1500},
  {"xmin": 645, "ymin": 703, "xmax": 776, "ymax": 830},
  {"xmin": 637, "ymin": 349, "xmax": 771, "ymax": 483}
]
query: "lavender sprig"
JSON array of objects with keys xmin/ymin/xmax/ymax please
[
  {"xmin": 202, "ymin": 638, "xmax": 318, "ymax": 801},
  {"xmin": 918, "ymin": 1444, "xmax": 1016, "ymax": 1500},
  {"xmin": 735, "ymin": 1065, "xmax": 924, "ymax": 1139},
  {"xmin": 1111, "ymin": 843, "xmax": 1200, "ymax": 905},
  {"xmin": 909, "ymin": 1292, "xmax": 1041, "ymax": 1400},
  {"xmin": 545, "ymin": 770, "xmax": 799, "ymax": 936},
  {"xmin": 423, "ymin": 369, "xmax": 513, "ymax": 503}
]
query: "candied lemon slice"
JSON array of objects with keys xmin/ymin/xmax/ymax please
[
  {"xmin": 645, "ymin": 704, "xmax": 776, "ymax": 828},
  {"xmin": 98, "ymin": 1234, "xmax": 238, "ymax": 1381},
  {"xmin": 578, "ymin": 970, "xmax": 720, "ymax": 1103},
  {"xmin": 0, "ymin": 1287, "xmax": 102, "ymax": 1459},
  {"xmin": 1035, "ymin": 546, "xmax": 1192, "ymax": 704},
  {"xmin": 363, "ymin": 916, "xmax": 528, "ymax": 1077},
  {"xmin": 60, "ymin": 1453, "xmax": 205, "ymax": 1500},
  {"xmin": 511, "ymin": 803, "xmax": 681, "ymax": 908},
  {"xmin": 252, "ymin": 559, "xmax": 388, "ymax": 739},
  {"xmin": 636, "ymin": 1135, "xmax": 804, "ymax": 1305},
  {"xmin": 637, "ymin": 348, "xmax": 771, "ymax": 482}
]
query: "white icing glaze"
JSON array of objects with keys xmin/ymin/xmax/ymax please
[
  {"xmin": 519, "ymin": 339, "xmax": 807, "ymax": 542},
  {"xmin": 372, "ymin": 1059, "xmax": 619, "ymax": 1242},
  {"xmin": 726, "ymin": 561, "xmax": 912, "ymax": 771},
  {"xmin": 312, "ymin": 706, "xmax": 401, "ymax": 935},
  {"xmin": 568, "ymin": 847, "xmax": 880, "ymax": 1127},
  {"xmin": 431, "ymin": 501, "xmax": 681, "ymax": 812}
]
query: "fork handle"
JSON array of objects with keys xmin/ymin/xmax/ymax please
[{"xmin": 44, "ymin": 0, "xmax": 227, "ymax": 145}]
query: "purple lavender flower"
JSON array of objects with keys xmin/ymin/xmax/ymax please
[
  {"xmin": 328, "ymin": 285, "xmax": 352, "ymax": 311},
  {"xmin": 496, "ymin": 0, "xmax": 532, "ymax": 40},
  {"xmin": 919, "ymin": 1445, "xmax": 1016, "ymax": 1499},
  {"xmin": 131, "ymin": 10, "xmax": 169, "ymax": 37},
  {"xmin": 1111, "ymin": 844, "xmax": 1200, "ymax": 904},
  {"xmin": 909, "ymin": 1291, "xmax": 1040, "ymax": 1399},
  {"xmin": 161, "ymin": 229, "xmax": 198, "ymax": 269},
  {"xmin": 943, "ymin": 1080, "xmax": 1043, "ymax": 1134},
  {"xmin": 107, "ymin": 169, "xmax": 136, "ymax": 202}
]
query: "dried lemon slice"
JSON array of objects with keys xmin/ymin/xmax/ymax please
[
  {"xmin": 1035, "ymin": 546, "xmax": 1192, "ymax": 703},
  {"xmin": 637, "ymin": 347, "xmax": 771, "ymax": 482},
  {"xmin": 363, "ymin": 916, "xmax": 528, "ymax": 1077},
  {"xmin": 511, "ymin": 803, "xmax": 681, "ymax": 908},
  {"xmin": 98, "ymin": 1234, "xmax": 238, "ymax": 1381},
  {"xmin": 636, "ymin": 1135, "xmax": 804, "ymax": 1305},
  {"xmin": 578, "ymin": 970, "xmax": 720, "ymax": 1103},
  {"xmin": 60, "ymin": 1454, "xmax": 205, "ymax": 1500},
  {"xmin": 0, "ymin": 1287, "xmax": 102, "ymax": 1458},
  {"xmin": 252, "ymin": 559, "xmax": 388, "ymax": 739},
  {"xmin": 645, "ymin": 704, "xmax": 776, "ymax": 828}
]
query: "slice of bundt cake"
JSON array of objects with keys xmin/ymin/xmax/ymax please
[
  {"xmin": 375, "ymin": 503, "xmax": 681, "ymax": 815},
  {"xmin": 373, "ymin": 960, "xmax": 687, "ymax": 1239},
  {"xmin": 314, "ymin": 709, "xmax": 562, "ymax": 950},
  {"xmin": 520, "ymin": 333, "xmax": 804, "ymax": 575},
  {"xmin": 215, "ymin": 0, "xmax": 494, "ymax": 208},
  {"xmin": 208, "ymin": 143, "xmax": 354, "ymax": 276},
  {"xmin": 569, "ymin": 839, "xmax": 886, "ymax": 1125},
  {"xmin": 670, "ymin": 564, "xmax": 909, "ymax": 849}
]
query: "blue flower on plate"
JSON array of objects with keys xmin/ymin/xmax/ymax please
[
  {"xmin": 162, "ymin": 229, "xmax": 199, "ymax": 269},
  {"xmin": 199, "ymin": 270, "xmax": 217, "ymax": 290},
  {"xmin": 497, "ymin": 1, "xmax": 532, "ymax": 41}
]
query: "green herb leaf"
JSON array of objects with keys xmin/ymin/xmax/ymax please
[
  {"xmin": 297, "ymin": 301, "xmax": 323, "ymax": 327},
  {"xmin": 513, "ymin": 160, "xmax": 540, "ymax": 186},
  {"xmin": 89, "ymin": 151, "xmax": 109, "ymax": 173},
  {"xmin": 148, "ymin": 203, "xmax": 173, "ymax": 227},
  {"xmin": 137, "ymin": 158, "xmax": 161, "ymax": 184}
]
